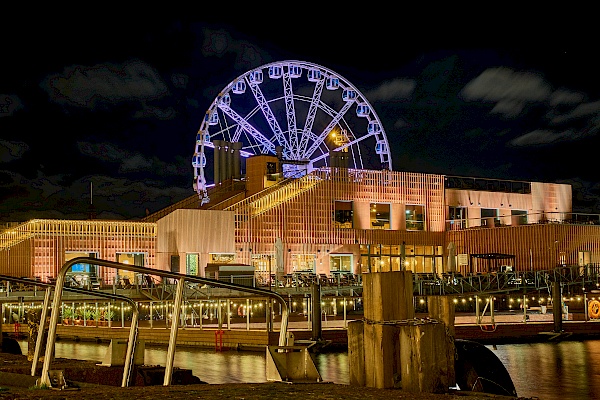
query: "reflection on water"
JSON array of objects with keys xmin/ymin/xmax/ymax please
[
  {"xmin": 17, "ymin": 339, "xmax": 600, "ymax": 398},
  {"xmin": 490, "ymin": 341, "xmax": 600, "ymax": 400},
  {"xmin": 17, "ymin": 340, "xmax": 348, "ymax": 385}
]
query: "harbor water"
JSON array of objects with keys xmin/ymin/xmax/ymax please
[{"xmin": 16, "ymin": 339, "xmax": 600, "ymax": 400}]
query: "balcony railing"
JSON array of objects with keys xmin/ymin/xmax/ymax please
[{"xmin": 446, "ymin": 211, "xmax": 600, "ymax": 231}]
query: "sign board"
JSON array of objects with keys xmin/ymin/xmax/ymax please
[{"xmin": 458, "ymin": 254, "xmax": 469, "ymax": 266}]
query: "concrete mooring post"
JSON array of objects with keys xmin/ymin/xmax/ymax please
[
  {"xmin": 348, "ymin": 271, "xmax": 454, "ymax": 393},
  {"xmin": 311, "ymin": 283, "xmax": 322, "ymax": 341},
  {"xmin": 552, "ymin": 280, "xmax": 563, "ymax": 333}
]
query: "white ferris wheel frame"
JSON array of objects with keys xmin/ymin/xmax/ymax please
[{"xmin": 192, "ymin": 60, "xmax": 392, "ymax": 204}]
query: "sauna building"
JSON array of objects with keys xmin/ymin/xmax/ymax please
[{"xmin": 1, "ymin": 153, "xmax": 599, "ymax": 286}]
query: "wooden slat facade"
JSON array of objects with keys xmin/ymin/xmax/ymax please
[
  {"xmin": 448, "ymin": 224, "xmax": 600, "ymax": 273},
  {"xmin": 0, "ymin": 219, "xmax": 156, "ymax": 282},
  {"xmin": 226, "ymin": 169, "xmax": 446, "ymax": 275},
  {"xmin": 3, "ymin": 164, "xmax": 599, "ymax": 281}
]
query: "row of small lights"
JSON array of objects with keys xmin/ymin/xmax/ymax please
[
  {"xmin": 417, "ymin": 296, "xmax": 591, "ymax": 305},
  {"xmin": 7, "ymin": 296, "xmax": 595, "ymax": 310},
  {"xmin": 3, "ymin": 299, "xmax": 356, "ymax": 311}
]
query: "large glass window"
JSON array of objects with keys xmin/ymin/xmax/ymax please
[
  {"xmin": 511, "ymin": 209, "xmax": 527, "ymax": 225},
  {"xmin": 361, "ymin": 244, "xmax": 442, "ymax": 274},
  {"xmin": 329, "ymin": 254, "xmax": 353, "ymax": 272},
  {"xmin": 481, "ymin": 208, "xmax": 499, "ymax": 227},
  {"xmin": 370, "ymin": 203, "xmax": 390, "ymax": 229},
  {"xmin": 292, "ymin": 254, "xmax": 316, "ymax": 272},
  {"xmin": 251, "ymin": 254, "xmax": 271, "ymax": 272},
  {"xmin": 117, "ymin": 252, "xmax": 145, "ymax": 285},
  {"xmin": 334, "ymin": 201, "xmax": 353, "ymax": 228},
  {"xmin": 449, "ymin": 206, "xmax": 467, "ymax": 229},
  {"xmin": 406, "ymin": 205, "xmax": 424, "ymax": 230},
  {"xmin": 65, "ymin": 252, "xmax": 98, "ymax": 288}
]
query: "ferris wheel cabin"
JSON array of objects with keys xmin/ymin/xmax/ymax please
[
  {"xmin": 326, "ymin": 77, "xmax": 340, "ymax": 90},
  {"xmin": 269, "ymin": 65, "xmax": 283, "ymax": 79},
  {"xmin": 368, "ymin": 121, "xmax": 381, "ymax": 134},
  {"xmin": 232, "ymin": 80, "xmax": 246, "ymax": 94},
  {"xmin": 356, "ymin": 103, "xmax": 370, "ymax": 117},
  {"xmin": 342, "ymin": 89, "xmax": 357, "ymax": 102},
  {"xmin": 205, "ymin": 110, "xmax": 219, "ymax": 126},
  {"xmin": 289, "ymin": 64, "xmax": 302, "ymax": 78},
  {"xmin": 249, "ymin": 70, "xmax": 263, "ymax": 84},
  {"xmin": 375, "ymin": 140, "xmax": 388, "ymax": 155},
  {"xmin": 218, "ymin": 92, "xmax": 231, "ymax": 107},
  {"xmin": 196, "ymin": 131, "xmax": 211, "ymax": 145},
  {"xmin": 307, "ymin": 69, "xmax": 322, "ymax": 82},
  {"xmin": 192, "ymin": 152, "xmax": 207, "ymax": 168}
]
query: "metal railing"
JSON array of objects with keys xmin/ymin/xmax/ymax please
[
  {"xmin": 413, "ymin": 264, "xmax": 600, "ymax": 296},
  {"xmin": 0, "ymin": 274, "xmax": 139, "ymax": 387},
  {"xmin": 39, "ymin": 257, "xmax": 291, "ymax": 387},
  {"xmin": 446, "ymin": 211, "xmax": 600, "ymax": 231}
]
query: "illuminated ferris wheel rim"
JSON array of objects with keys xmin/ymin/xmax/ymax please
[{"xmin": 193, "ymin": 60, "xmax": 393, "ymax": 201}]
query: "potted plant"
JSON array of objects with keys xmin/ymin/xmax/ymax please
[
  {"xmin": 93, "ymin": 310, "xmax": 107, "ymax": 326},
  {"xmin": 61, "ymin": 307, "xmax": 75, "ymax": 325},
  {"xmin": 83, "ymin": 309, "xmax": 95, "ymax": 326},
  {"xmin": 73, "ymin": 309, "xmax": 84, "ymax": 325},
  {"xmin": 104, "ymin": 309, "xmax": 116, "ymax": 325}
]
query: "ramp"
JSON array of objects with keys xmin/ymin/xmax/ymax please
[
  {"xmin": 266, "ymin": 346, "xmax": 322, "ymax": 383},
  {"xmin": 98, "ymin": 339, "xmax": 145, "ymax": 367}
]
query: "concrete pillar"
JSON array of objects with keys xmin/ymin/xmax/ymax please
[
  {"xmin": 220, "ymin": 141, "xmax": 227, "ymax": 183},
  {"xmin": 213, "ymin": 140, "xmax": 221, "ymax": 185},
  {"xmin": 226, "ymin": 141, "xmax": 233, "ymax": 181},
  {"xmin": 233, "ymin": 142, "xmax": 242, "ymax": 179}
]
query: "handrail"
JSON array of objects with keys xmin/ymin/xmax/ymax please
[
  {"xmin": 39, "ymin": 257, "xmax": 290, "ymax": 387},
  {"xmin": 0, "ymin": 274, "xmax": 139, "ymax": 387},
  {"xmin": 412, "ymin": 264, "xmax": 600, "ymax": 296}
]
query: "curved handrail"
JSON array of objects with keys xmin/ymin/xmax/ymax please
[
  {"xmin": 39, "ymin": 257, "xmax": 290, "ymax": 387},
  {"xmin": 0, "ymin": 274, "xmax": 139, "ymax": 387}
]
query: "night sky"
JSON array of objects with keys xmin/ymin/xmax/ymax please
[{"xmin": 1, "ymin": 18, "xmax": 598, "ymax": 223}]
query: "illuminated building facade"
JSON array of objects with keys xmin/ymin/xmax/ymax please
[
  {"xmin": 0, "ymin": 219, "xmax": 156, "ymax": 284},
  {"xmin": 1, "ymin": 155, "xmax": 599, "ymax": 283}
]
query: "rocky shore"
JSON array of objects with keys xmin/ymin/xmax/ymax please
[
  {"xmin": 0, "ymin": 382, "xmax": 537, "ymax": 400},
  {"xmin": 0, "ymin": 352, "xmax": 536, "ymax": 400}
]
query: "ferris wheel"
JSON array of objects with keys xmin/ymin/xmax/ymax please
[{"xmin": 192, "ymin": 60, "xmax": 392, "ymax": 204}]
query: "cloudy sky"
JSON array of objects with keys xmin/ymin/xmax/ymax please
[{"xmin": 1, "ymin": 18, "xmax": 598, "ymax": 222}]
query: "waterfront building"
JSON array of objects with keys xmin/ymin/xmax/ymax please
[{"xmin": 2, "ymin": 152, "xmax": 597, "ymax": 288}]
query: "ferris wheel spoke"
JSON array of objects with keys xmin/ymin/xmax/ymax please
[
  {"xmin": 282, "ymin": 71, "xmax": 298, "ymax": 158},
  {"xmin": 218, "ymin": 103, "xmax": 275, "ymax": 155},
  {"xmin": 310, "ymin": 146, "xmax": 333, "ymax": 165},
  {"xmin": 297, "ymin": 79, "xmax": 324, "ymax": 160},
  {"xmin": 304, "ymin": 100, "xmax": 354, "ymax": 160},
  {"xmin": 334, "ymin": 131, "xmax": 375, "ymax": 152},
  {"xmin": 248, "ymin": 78, "xmax": 290, "ymax": 152}
]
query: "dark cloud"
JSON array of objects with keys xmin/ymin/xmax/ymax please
[
  {"xmin": 460, "ymin": 67, "xmax": 552, "ymax": 117},
  {"xmin": 0, "ymin": 95, "xmax": 23, "ymax": 117},
  {"xmin": 0, "ymin": 139, "xmax": 29, "ymax": 162},
  {"xmin": 41, "ymin": 60, "xmax": 169, "ymax": 111},
  {"xmin": 1, "ymin": 20, "xmax": 600, "ymax": 222},
  {"xmin": 364, "ymin": 79, "xmax": 416, "ymax": 103}
]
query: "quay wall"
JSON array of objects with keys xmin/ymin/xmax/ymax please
[{"xmin": 5, "ymin": 320, "xmax": 600, "ymax": 350}]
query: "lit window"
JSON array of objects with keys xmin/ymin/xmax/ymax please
[
  {"xmin": 405, "ymin": 205, "xmax": 424, "ymax": 230},
  {"xmin": 334, "ymin": 201, "xmax": 353, "ymax": 228},
  {"xmin": 370, "ymin": 203, "xmax": 390, "ymax": 230}
]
